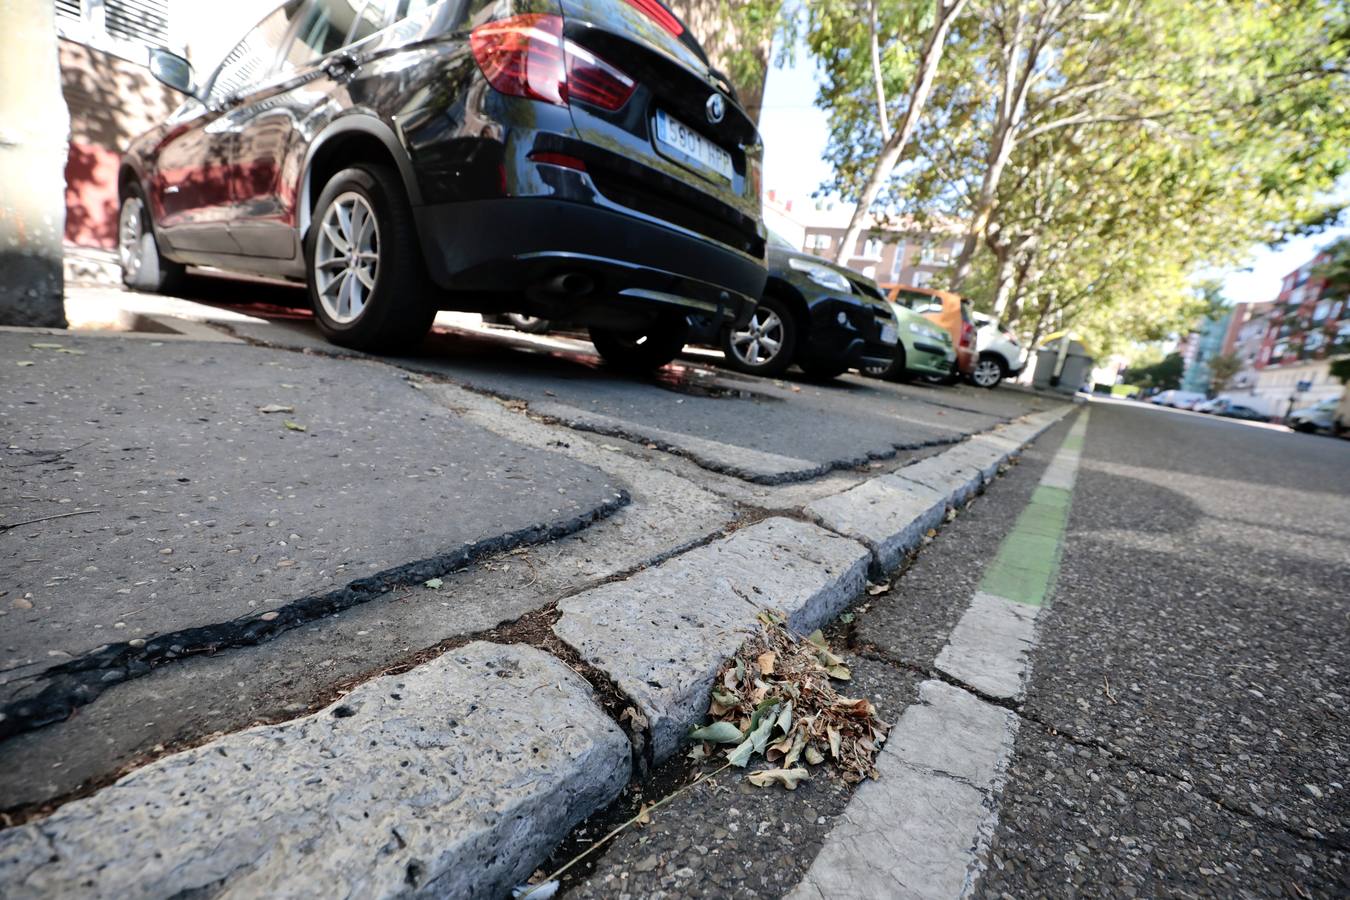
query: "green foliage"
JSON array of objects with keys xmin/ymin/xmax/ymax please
[
  {"xmin": 1125, "ymin": 352, "xmax": 1184, "ymax": 392},
  {"xmin": 803, "ymin": 0, "xmax": 1350, "ymax": 351},
  {"xmin": 1330, "ymin": 358, "xmax": 1350, "ymax": 385},
  {"xmin": 1207, "ymin": 352, "xmax": 1244, "ymax": 396},
  {"xmin": 1313, "ymin": 236, "xmax": 1350, "ymax": 299}
]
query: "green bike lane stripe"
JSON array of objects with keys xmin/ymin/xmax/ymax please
[{"xmin": 933, "ymin": 409, "xmax": 1089, "ymax": 699}]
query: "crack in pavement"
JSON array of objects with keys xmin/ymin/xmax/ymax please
[{"xmin": 0, "ymin": 491, "xmax": 631, "ymax": 743}]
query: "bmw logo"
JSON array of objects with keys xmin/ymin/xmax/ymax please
[{"xmin": 706, "ymin": 93, "xmax": 725, "ymax": 124}]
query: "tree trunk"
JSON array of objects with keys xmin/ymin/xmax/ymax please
[
  {"xmin": 869, "ymin": 0, "xmax": 891, "ymax": 142},
  {"xmin": 834, "ymin": 0, "xmax": 970, "ymax": 266},
  {"xmin": 0, "ymin": 0, "xmax": 69, "ymax": 327},
  {"xmin": 667, "ymin": 0, "xmax": 778, "ymax": 122}
]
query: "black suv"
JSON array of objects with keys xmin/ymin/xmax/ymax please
[{"xmin": 121, "ymin": 0, "xmax": 767, "ymax": 367}]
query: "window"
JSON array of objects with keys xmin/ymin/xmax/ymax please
[
  {"xmin": 207, "ymin": 1, "xmax": 305, "ymax": 105},
  {"xmin": 279, "ymin": 0, "xmax": 378, "ymax": 72},
  {"xmin": 911, "ymin": 270, "xmax": 933, "ymax": 288},
  {"xmin": 56, "ymin": 0, "xmax": 174, "ymax": 59},
  {"xmin": 348, "ymin": 0, "xmax": 392, "ymax": 44},
  {"xmin": 861, "ymin": 238, "xmax": 884, "ymax": 259},
  {"xmin": 862, "ymin": 265, "xmax": 877, "ymax": 279},
  {"xmin": 1313, "ymin": 300, "xmax": 1331, "ymax": 321},
  {"xmin": 806, "ymin": 233, "xmax": 831, "ymax": 252},
  {"xmin": 919, "ymin": 245, "xmax": 949, "ymax": 265},
  {"xmin": 890, "ymin": 241, "xmax": 908, "ymax": 279}
]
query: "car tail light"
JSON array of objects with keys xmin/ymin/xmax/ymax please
[
  {"xmin": 528, "ymin": 150, "xmax": 587, "ymax": 172},
  {"xmin": 960, "ymin": 320, "xmax": 975, "ymax": 348},
  {"xmin": 564, "ymin": 42, "xmax": 636, "ymax": 111},
  {"xmin": 470, "ymin": 14, "xmax": 635, "ymax": 112},
  {"xmin": 623, "ymin": 0, "xmax": 684, "ymax": 36}
]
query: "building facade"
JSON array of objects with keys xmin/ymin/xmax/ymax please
[
  {"xmin": 1251, "ymin": 251, "xmax": 1349, "ymax": 415},
  {"xmin": 56, "ymin": 0, "xmax": 276, "ymax": 250},
  {"xmin": 766, "ymin": 193, "xmax": 964, "ymax": 289}
]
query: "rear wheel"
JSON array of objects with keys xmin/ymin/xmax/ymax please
[
  {"xmin": 118, "ymin": 187, "xmax": 184, "ymax": 293},
  {"xmin": 971, "ymin": 354, "xmax": 1006, "ymax": 389},
  {"xmin": 505, "ymin": 313, "xmax": 552, "ymax": 334},
  {"xmin": 308, "ymin": 164, "xmax": 436, "ymax": 353},
  {"xmin": 721, "ymin": 294, "xmax": 797, "ymax": 377},
  {"xmin": 589, "ymin": 314, "xmax": 688, "ymax": 371}
]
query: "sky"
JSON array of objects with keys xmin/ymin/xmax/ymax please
[{"xmin": 756, "ymin": 49, "xmax": 1349, "ymax": 308}]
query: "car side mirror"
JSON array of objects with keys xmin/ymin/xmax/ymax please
[{"xmin": 149, "ymin": 47, "xmax": 197, "ymax": 98}]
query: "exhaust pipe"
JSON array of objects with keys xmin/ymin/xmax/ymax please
[{"xmin": 543, "ymin": 272, "xmax": 594, "ymax": 296}]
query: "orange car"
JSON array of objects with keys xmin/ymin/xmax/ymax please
[{"xmin": 880, "ymin": 285, "xmax": 977, "ymax": 381}]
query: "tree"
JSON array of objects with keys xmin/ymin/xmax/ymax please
[
  {"xmin": 0, "ymin": 0, "xmax": 69, "ymax": 326},
  {"xmin": 1207, "ymin": 352, "xmax": 1243, "ymax": 397},
  {"xmin": 669, "ymin": 0, "xmax": 785, "ymax": 121},
  {"xmin": 813, "ymin": 0, "xmax": 971, "ymax": 266},
  {"xmin": 1125, "ymin": 352, "xmax": 1183, "ymax": 392}
]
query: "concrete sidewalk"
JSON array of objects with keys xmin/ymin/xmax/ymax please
[{"xmin": 1, "ymin": 296, "xmax": 1073, "ymax": 898}]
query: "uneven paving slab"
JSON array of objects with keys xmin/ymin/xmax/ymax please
[
  {"xmin": 0, "ymin": 333, "xmax": 626, "ymax": 735},
  {"xmin": 0, "ymin": 642, "xmax": 630, "ymax": 900},
  {"xmin": 805, "ymin": 407, "xmax": 1076, "ymax": 575},
  {"xmin": 553, "ymin": 517, "xmax": 870, "ymax": 763},
  {"xmin": 220, "ymin": 318, "xmax": 1042, "ymax": 483},
  {"xmin": 804, "ymin": 475, "xmax": 948, "ymax": 575},
  {"xmin": 788, "ymin": 680, "xmax": 1019, "ymax": 900}
]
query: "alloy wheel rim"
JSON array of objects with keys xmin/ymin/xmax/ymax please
[
  {"xmin": 119, "ymin": 197, "xmax": 144, "ymax": 279},
  {"xmin": 315, "ymin": 192, "xmax": 380, "ymax": 324},
  {"xmin": 973, "ymin": 359, "xmax": 1001, "ymax": 386},
  {"xmin": 729, "ymin": 309, "xmax": 784, "ymax": 367}
]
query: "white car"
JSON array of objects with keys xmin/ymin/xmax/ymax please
[
  {"xmin": 968, "ymin": 313, "xmax": 1026, "ymax": 388},
  {"xmin": 1149, "ymin": 390, "xmax": 1207, "ymax": 409}
]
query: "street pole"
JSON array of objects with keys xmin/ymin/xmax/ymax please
[{"xmin": 0, "ymin": 0, "xmax": 70, "ymax": 327}]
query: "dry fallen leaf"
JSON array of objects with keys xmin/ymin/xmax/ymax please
[
  {"xmin": 634, "ymin": 804, "xmax": 652, "ymax": 826},
  {"xmin": 867, "ymin": 582, "xmax": 890, "ymax": 596},
  {"xmin": 757, "ymin": 650, "xmax": 776, "ymax": 676},
  {"xmin": 747, "ymin": 767, "xmax": 810, "ymax": 790},
  {"xmin": 283, "ymin": 421, "xmax": 307, "ymax": 432},
  {"xmin": 258, "ymin": 404, "xmax": 294, "ymax": 414}
]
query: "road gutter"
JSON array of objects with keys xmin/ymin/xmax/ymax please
[{"xmin": 789, "ymin": 409, "xmax": 1088, "ymax": 899}]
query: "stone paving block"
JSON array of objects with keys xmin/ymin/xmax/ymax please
[
  {"xmin": 805, "ymin": 475, "xmax": 948, "ymax": 574},
  {"xmin": 892, "ymin": 452, "xmax": 986, "ymax": 506},
  {"xmin": 0, "ymin": 642, "xmax": 629, "ymax": 900},
  {"xmin": 553, "ymin": 518, "xmax": 870, "ymax": 762}
]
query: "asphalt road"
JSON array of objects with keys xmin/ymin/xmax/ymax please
[{"xmin": 976, "ymin": 399, "xmax": 1349, "ymax": 897}]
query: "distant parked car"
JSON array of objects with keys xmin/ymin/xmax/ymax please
[
  {"xmin": 120, "ymin": 0, "xmax": 767, "ymax": 366},
  {"xmin": 699, "ymin": 232, "xmax": 898, "ymax": 380},
  {"xmin": 1197, "ymin": 397, "xmax": 1267, "ymax": 421},
  {"xmin": 880, "ymin": 285, "xmax": 977, "ymax": 383},
  {"xmin": 1288, "ymin": 397, "xmax": 1341, "ymax": 434},
  {"xmin": 1150, "ymin": 390, "xmax": 1206, "ymax": 409},
  {"xmin": 862, "ymin": 303, "xmax": 956, "ymax": 382},
  {"xmin": 968, "ymin": 312, "xmax": 1026, "ymax": 389}
]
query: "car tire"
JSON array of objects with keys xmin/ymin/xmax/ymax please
[
  {"xmin": 118, "ymin": 186, "xmax": 185, "ymax": 293},
  {"xmin": 307, "ymin": 164, "xmax": 436, "ymax": 353},
  {"xmin": 862, "ymin": 345, "xmax": 912, "ymax": 382},
  {"xmin": 505, "ymin": 313, "xmax": 552, "ymax": 334},
  {"xmin": 798, "ymin": 357, "xmax": 850, "ymax": 381},
  {"xmin": 971, "ymin": 353, "xmax": 1006, "ymax": 389},
  {"xmin": 589, "ymin": 314, "xmax": 688, "ymax": 371},
  {"xmin": 720, "ymin": 293, "xmax": 797, "ymax": 377}
]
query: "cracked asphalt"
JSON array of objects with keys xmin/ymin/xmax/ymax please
[{"xmin": 977, "ymin": 400, "xmax": 1349, "ymax": 898}]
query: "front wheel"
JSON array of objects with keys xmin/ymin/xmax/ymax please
[
  {"xmin": 118, "ymin": 188, "xmax": 184, "ymax": 293},
  {"xmin": 862, "ymin": 345, "xmax": 911, "ymax": 382},
  {"xmin": 970, "ymin": 354, "xmax": 1006, "ymax": 389},
  {"xmin": 308, "ymin": 164, "xmax": 436, "ymax": 353},
  {"xmin": 721, "ymin": 294, "xmax": 797, "ymax": 377},
  {"xmin": 589, "ymin": 315, "xmax": 688, "ymax": 371}
]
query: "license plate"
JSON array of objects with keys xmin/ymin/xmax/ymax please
[
  {"xmin": 653, "ymin": 109, "xmax": 734, "ymax": 181},
  {"xmin": 880, "ymin": 324, "xmax": 898, "ymax": 345}
]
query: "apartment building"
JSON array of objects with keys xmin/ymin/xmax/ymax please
[{"xmin": 765, "ymin": 192, "xmax": 964, "ymax": 289}]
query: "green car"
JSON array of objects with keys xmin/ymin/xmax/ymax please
[{"xmin": 863, "ymin": 303, "xmax": 956, "ymax": 381}]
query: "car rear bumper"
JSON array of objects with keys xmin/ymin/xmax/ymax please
[{"xmin": 413, "ymin": 198, "xmax": 764, "ymax": 329}]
